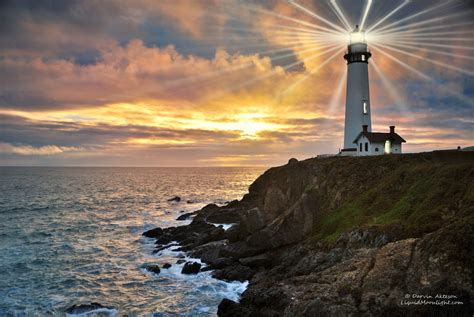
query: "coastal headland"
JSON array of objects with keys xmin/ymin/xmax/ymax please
[{"xmin": 144, "ymin": 150, "xmax": 474, "ymax": 316}]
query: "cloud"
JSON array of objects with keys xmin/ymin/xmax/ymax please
[
  {"xmin": 0, "ymin": 142, "xmax": 81, "ymax": 156},
  {"xmin": 0, "ymin": 0, "xmax": 472, "ymax": 166}
]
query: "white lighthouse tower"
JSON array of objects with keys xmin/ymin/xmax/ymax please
[{"xmin": 341, "ymin": 26, "xmax": 372, "ymax": 154}]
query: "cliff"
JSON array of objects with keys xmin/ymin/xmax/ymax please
[{"xmin": 144, "ymin": 150, "xmax": 474, "ymax": 316}]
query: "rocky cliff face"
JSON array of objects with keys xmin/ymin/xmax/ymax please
[{"xmin": 144, "ymin": 151, "xmax": 474, "ymax": 316}]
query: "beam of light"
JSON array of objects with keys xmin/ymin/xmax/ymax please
[
  {"xmin": 163, "ymin": 43, "xmax": 328, "ymax": 91},
  {"xmin": 371, "ymin": 20, "xmax": 474, "ymax": 38},
  {"xmin": 372, "ymin": 1, "xmax": 460, "ymax": 34},
  {"xmin": 359, "ymin": 0, "xmax": 373, "ymax": 30},
  {"xmin": 280, "ymin": 47, "xmax": 345, "ymax": 96},
  {"xmin": 329, "ymin": 0, "xmax": 352, "ymax": 31},
  {"xmin": 367, "ymin": 0, "xmax": 410, "ymax": 32},
  {"xmin": 287, "ymin": 0, "xmax": 347, "ymax": 33},
  {"xmin": 372, "ymin": 46, "xmax": 474, "ymax": 107},
  {"xmin": 380, "ymin": 30, "xmax": 473, "ymax": 38},
  {"xmin": 371, "ymin": 45, "xmax": 431, "ymax": 80},
  {"xmin": 248, "ymin": 5, "xmax": 343, "ymax": 35},
  {"xmin": 371, "ymin": 58, "xmax": 410, "ymax": 114},
  {"xmin": 371, "ymin": 10, "xmax": 474, "ymax": 38},
  {"xmin": 168, "ymin": 43, "xmax": 342, "ymax": 101},
  {"xmin": 221, "ymin": 24, "xmax": 330, "ymax": 37},
  {"xmin": 327, "ymin": 68, "xmax": 347, "ymax": 115},
  {"xmin": 376, "ymin": 39, "xmax": 474, "ymax": 51},
  {"xmin": 378, "ymin": 41, "xmax": 474, "ymax": 61},
  {"xmin": 218, "ymin": 44, "xmax": 344, "ymax": 96},
  {"xmin": 204, "ymin": 33, "xmax": 342, "ymax": 45},
  {"xmin": 374, "ymin": 42, "xmax": 474, "ymax": 76},
  {"xmin": 382, "ymin": 36, "xmax": 474, "ymax": 42}
]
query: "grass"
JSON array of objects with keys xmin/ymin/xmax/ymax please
[{"xmin": 312, "ymin": 161, "xmax": 473, "ymax": 245}]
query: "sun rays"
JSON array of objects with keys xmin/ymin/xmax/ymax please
[{"xmin": 1, "ymin": 0, "xmax": 472, "ymax": 165}]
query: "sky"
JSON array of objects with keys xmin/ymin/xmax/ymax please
[{"xmin": 0, "ymin": 0, "xmax": 473, "ymax": 166}]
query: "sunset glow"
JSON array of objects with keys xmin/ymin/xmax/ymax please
[{"xmin": 0, "ymin": 0, "xmax": 472, "ymax": 166}]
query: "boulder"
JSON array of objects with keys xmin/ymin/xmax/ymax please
[
  {"xmin": 145, "ymin": 264, "xmax": 161, "ymax": 274},
  {"xmin": 176, "ymin": 212, "xmax": 194, "ymax": 221},
  {"xmin": 162, "ymin": 263, "xmax": 172, "ymax": 269},
  {"xmin": 181, "ymin": 261, "xmax": 202, "ymax": 274},
  {"xmin": 218, "ymin": 298, "xmax": 241, "ymax": 316},
  {"xmin": 66, "ymin": 302, "xmax": 114, "ymax": 315},
  {"xmin": 167, "ymin": 196, "xmax": 181, "ymax": 202},
  {"xmin": 142, "ymin": 227, "xmax": 163, "ymax": 238},
  {"xmin": 241, "ymin": 207, "xmax": 265, "ymax": 234},
  {"xmin": 288, "ymin": 157, "xmax": 298, "ymax": 165},
  {"xmin": 212, "ymin": 263, "xmax": 255, "ymax": 281}
]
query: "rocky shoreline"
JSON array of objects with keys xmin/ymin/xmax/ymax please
[{"xmin": 143, "ymin": 150, "xmax": 474, "ymax": 316}]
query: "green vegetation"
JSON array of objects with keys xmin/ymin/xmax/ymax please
[{"xmin": 313, "ymin": 160, "xmax": 473, "ymax": 245}]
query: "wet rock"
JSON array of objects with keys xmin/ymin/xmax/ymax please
[
  {"xmin": 181, "ymin": 261, "xmax": 201, "ymax": 274},
  {"xmin": 176, "ymin": 259, "xmax": 186, "ymax": 264},
  {"xmin": 145, "ymin": 264, "xmax": 161, "ymax": 274},
  {"xmin": 206, "ymin": 208, "xmax": 241, "ymax": 224},
  {"xmin": 217, "ymin": 298, "xmax": 241, "ymax": 316},
  {"xmin": 167, "ymin": 196, "xmax": 181, "ymax": 202},
  {"xmin": 212, "ymin": 263, "xmax": 255, "ymax": 282},
  {"xmin": 176, "ymin": 212, "xmax": 193, "ymax": 221},
  {"xmin": 189, "ymin": 240, "xmax": 228, "ymax": 264},
  {"xmin": 142, "ymin": 227, "xmax": 163, "ymax": 238},
  {"xmin": 162, "ymin": 263, "xmax": 172, "ymax": 269},
  {"xmin": 66, "ymin": 302, "xmax": 114, "ymax": 315}
]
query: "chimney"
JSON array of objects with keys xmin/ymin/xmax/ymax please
[
  {"xmin": 390, "ymin": 125, "xmax": 395, "ymax": 134},
  {"xmin": 362, "ymin": 125, "xmax": 368, "ymax": 133}
]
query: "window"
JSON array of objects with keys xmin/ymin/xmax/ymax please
[
  {"xmin": 375, "ymin": 147, "xmax": 379, "ymax": 152},
  {"xmin": 360, "ymin": 143, "xmax": 363, "ymax": 152},
  {"xmin": 365, "ymin": 142, "xmax": 368, "ymax": 152},
  {"xmin": 362, "ymin": 55, "xmax": 366, "ymax": 61},
  {"xmin": 363, "ymin": 101, "xmax": 368, "ymax": 114}
]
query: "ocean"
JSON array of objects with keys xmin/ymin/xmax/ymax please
[{"xmin": 0, "ymin": 167, "xmax": 264, "ymax": 316}]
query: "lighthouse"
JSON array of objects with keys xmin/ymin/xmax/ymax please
[
  {"xmin": 339, "ymin": 25, "xmax": 406, "ymax": 156},
  {"xmin": 341, "ymin": 25, "xmax": 372, "ymax": 154}
]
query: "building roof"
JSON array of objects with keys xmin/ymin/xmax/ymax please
[{"xmin": 353, "ymin": 131, "xmax": 406, "ymax": 144}]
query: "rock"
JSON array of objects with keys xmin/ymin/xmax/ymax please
[
  {"xmin": 176, "ymin": 212, "xmax": 193, "ymax": 221},
  {"xmin": 220, "ymin": 241, "xmax": 263, "ymax": 259},
  {"xmin": 145, "ymin": 264, "xmax": 161, "ymax": 274},
  {"xmin": 142, "ymin": 227, "xmax": 163, "ymax": 238},
  {"xmin": 201, "ymin": 203, "xmax": 219, "ymax": 212},
  {"xmin": 181, "ymin": 261, "xmax": 201, "ymax": 274},
  {"xmin": 162, "ymin": 263, "xmax": 172, "ymax": 269},
  {"xmin": 207, "ymin": 257, "xmax": 234, "ymax": 269},
  {"xmin": 239, "ymin": 254, "xmax": 269, "ymax": 268},
  {"xmin": 212, "ymin": 263, "xmax": 256, "ymax": 282},
  {"xmin": 142, "ymin": 151, "xmax": 474, "ymax": 315},
  {"xmin": 186, "ymin": 200, "xmax": 195, "ymax": 204},
  {"xmin": 217, "ymin": 298, "xmax": 241, "ymax": 316},
  {"xmin": 240, "ymin": 207, "xmax": 265, "ymax": 234},
  {"xmin": 66, "ymin": 302, "xmax": 114, "ymax": 315},
  {"xmin": 176, "ymin": 259, "xmax": 186, "ymax": 264},
  {"xmin": 200, "ymin": 266, "xmax": 213, "ymax": 272},
  {"xmin": 288, "ymin": 157, "xmax": 298, "ymax": 165},
  {"xmin": 189, "ymin": 240, "xmax": 228, "ymax": 264},
  {"xmin": 224, "ymin": 225, "xmax": 240, "ymax": 242},
  {"xmin": 167, "ymin": 196, "xmax": 181, "ymax": 202}
]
